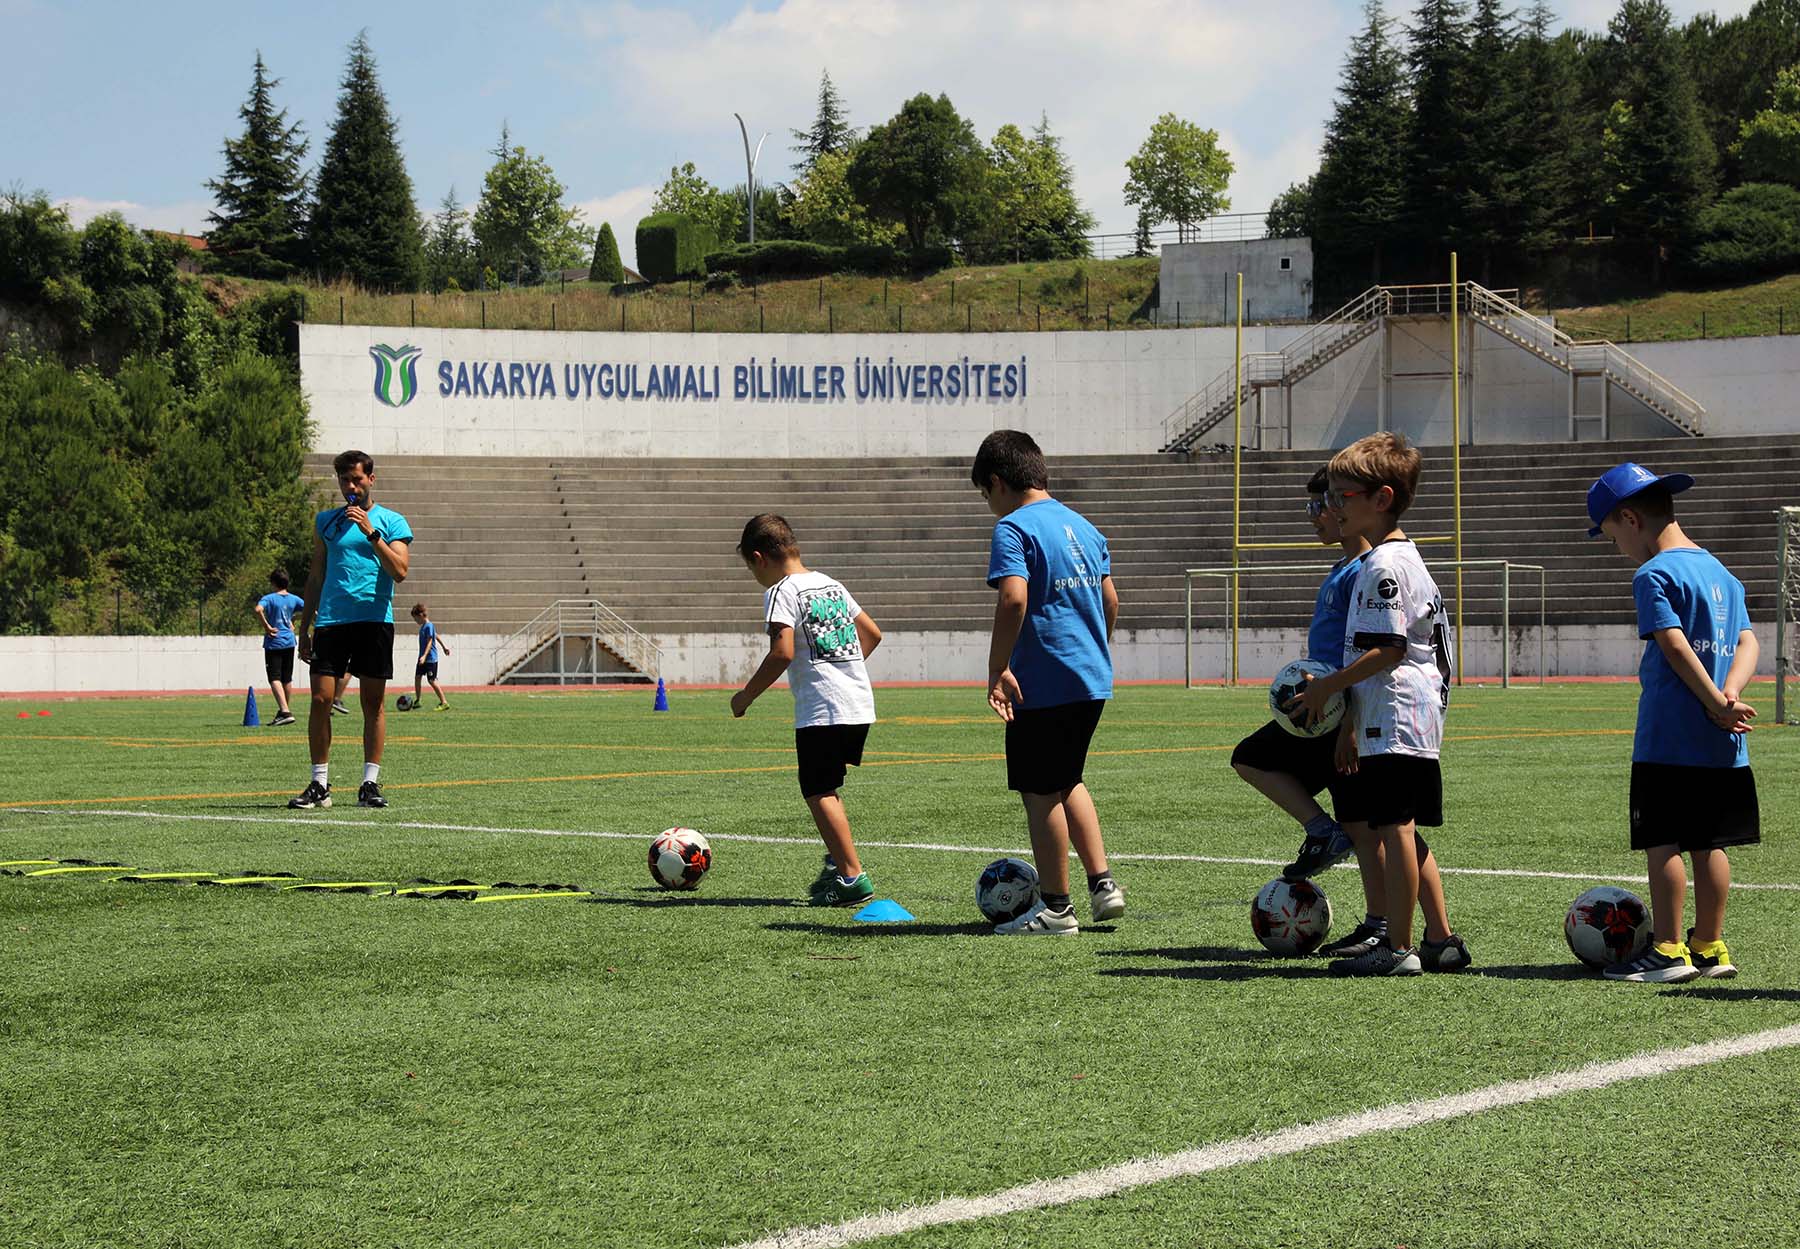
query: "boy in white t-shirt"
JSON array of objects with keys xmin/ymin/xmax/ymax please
[{"xmin": 730, "ymin": 513, "xmax": 884, "ymax": 906}]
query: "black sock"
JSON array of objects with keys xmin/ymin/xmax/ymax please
[
  {"xmin": 1042, "ymin": 892, "xmax": 1072, "ymax": 913},
  {"xmin": 1086, "ymin": 871, "xmax": 1114, "ymax": 892}
]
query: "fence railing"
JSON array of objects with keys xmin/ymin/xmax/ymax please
[{"xmin": 494, "ymin": 598, "xmax": 664, "ymax": 685}]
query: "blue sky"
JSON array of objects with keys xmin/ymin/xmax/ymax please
[{"xmin": 4, "ymin": 0, "xmax": 1753, "ymax": 272}]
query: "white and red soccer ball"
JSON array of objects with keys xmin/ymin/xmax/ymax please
[
  {"xmin": 648, "ymin": 828, "xmax": 712, "ymax": 891},
  {"xmin": 1564, "ymin": 886, "xmax": 1652, "ymax": 969},
  {"xmin": 1251, "ymin": 877, "xmax": 1333, "ymax": 955}
]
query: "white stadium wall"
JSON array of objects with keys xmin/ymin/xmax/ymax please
[{"xmin": 303, "ymin": 323, "xmax": 1799, "ymax": 458}]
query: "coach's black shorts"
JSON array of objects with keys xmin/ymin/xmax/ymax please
[
  {"xmin": 796, "ymin": 723, "xmax": 871, "ymax": 798},
  {"xmin": 1630, "ymin": 762, "xmax": 1760, "ymax": 852},
  {"xmin": 1334, "ymin": 753, "xmax": 1443, "ymax": 828},
  {"xmin": 264, "ymin": 646, "xmax": 295, "ymax": 685},
  {"xmin": 1006, "ymin": 699, "xmax": 1106, "ymax": 795},
  {"xmin": 416, "ymin": 661, "xmax": 439, "ymax": 680},
  {"xmin": 1230, "ymin": 719, "xmax": 1355, "ymax": 810},
  {"xmin": 310, "ymin": 622, "xmax": 395, "ymax": 681}
]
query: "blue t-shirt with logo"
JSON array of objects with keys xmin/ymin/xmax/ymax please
[
  {"xmin": 987, "ymin": 498, "xmax": 1113, "ymax": 708},
  {"xmin": 313, "ymin": 503, "xmax": 414, "ymax": 627},
  {"xmin": 257, "ymin": 591, "xmax": 303, "ymax": 650},
  {"xmin": 1631, "ymin": 546, "xmax": 1751, "ymax": 768},
  {"xmin": 1308, "ymin": 555, "xmax": 1364, "ymax": 669},
  {"xmin": 418, "ymin": 621, "xmax": 440, "ymax": 663}
]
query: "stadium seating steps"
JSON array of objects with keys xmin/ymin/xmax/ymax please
[{"xmin": 308, "ymin": 433, "xmax": 1799, "ymax": 640}]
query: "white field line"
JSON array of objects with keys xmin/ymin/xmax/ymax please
[
  {"xmin": 727, "ymin": 1023, "xmax": 1800, "ymax": 1249},
  {"xmin": 6, "ymin": 807, "xmax": 1800, "ymax": 893}
]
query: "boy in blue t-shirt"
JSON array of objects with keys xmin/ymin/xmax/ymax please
[
  {"xmin": 408, "ymin": 602, "xmax": 451, "ymax": 711},
  {"xmin": 973, "ymin": 430, "xmax": 1123, "ymax": 936},
  {"xmin": 1588, "ymin": 462, "xmax": 1760, "ymax": 983},
  {"xmin": 253, "ymin": 568, "xmax": 305, "ymax": 726}
]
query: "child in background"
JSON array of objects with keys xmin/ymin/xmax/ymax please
[{"xmin": 409, "ymin": 602, "xmax": 451, "ymax": 710}]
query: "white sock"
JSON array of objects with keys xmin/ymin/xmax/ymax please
[
  {"xmin": 363, "ymin": 762, "xmax": 381, "ymax": 784},
  {"xmin": 312, "ymin": 764, "xmax": 328, "ymax": 787}
]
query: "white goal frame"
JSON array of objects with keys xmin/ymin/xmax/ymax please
[
  {"xmin": 1779, "ymin": 507, "xmax": 1799, "ymax": 726},
  {"xmin": 1183, "ymin": 558, "xmax": 1547, "ymax": 689}
]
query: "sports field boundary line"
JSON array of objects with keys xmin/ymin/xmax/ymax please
[
  {"xmin": 8, "ymin": 808, "xmax": 1799, "ymax": 893},
  {"xmin": 724, "ymin": 1022, "xmax": 1800, "ymax": 1249}
]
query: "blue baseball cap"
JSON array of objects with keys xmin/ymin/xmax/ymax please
[{"xmin": 1586, "ymin": 462, "xmax": 1694, "ymax": 537}]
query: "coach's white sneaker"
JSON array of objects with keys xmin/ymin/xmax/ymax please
[
  {"xmin": 1089, "ymin": 878, "xmax": 1126, "ymax": 922},
  {"xmin": 995, "ymin": 902, "xmax": 1079, "ymax": 936}
]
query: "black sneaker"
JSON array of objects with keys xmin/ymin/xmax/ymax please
[
  {"xmin": 1318, "ymin": 920, "xmax": 1386, "ymax": 959},
  {"xmin": 1420, "ymin": 933, "xmax": 1473, "ymax": 973},
  {"xmin": 271, "ymin": 711, "xmax": 296, "ymax": 727},
  {"xmin": 357, "ymin": 781, "xmax": 388, "ymax": 809},
  {"xmin": 1603, "ymin": 941, "xmax": 1699, "ymax": 984},
  {"xmin": 288, "ymin": 781, "xmax": 331, "ymax": 809},
  {"xmin": 330, "ymin": 700, "xmax": 350, "ymax": 716},
  {"xmin": 1282, "ymin": 831, "xmax": 1352, "ymax": 882}
]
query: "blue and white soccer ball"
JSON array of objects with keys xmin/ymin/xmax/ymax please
[
  {"xmin": 395, "ymin": 694, "xmax": 414, "ymax": 711},
  {"xmin": 1251, "ymin": 877, "xmax": 1333, "ymax": 955},
  {"xmin": 976, "ymin": 857, "xmax": 1040, "ymax": 924},
  {"xmin": 1565, "ymin": 886, "xmax": 1652, "ymax": 969},
  {"xmin": 1269, "ymin": 658, "xmax": 1345, "ymax": 738}
]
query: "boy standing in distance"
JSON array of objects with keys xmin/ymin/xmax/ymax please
[
  {"xmin": 290, "ymin": 450, "xmax": 413, "ymax": 810},
  {"xmin": 1589, "ymin": 463, "xmax": 1759, "ymax": 983},
  {"xmin": 1295, "ymin": 432, "xmax": 1469, "ymax": 975},
  {"xmin": 731, "ymin": 514, "xmax": 883, "ymax": 907},
  {"xmin": 975, "ymin": 430, "xmax": 1124, "ymax": 936},
  {"xmin": 254, "ymin": 568, "xmax": 305, "ymax": 727},
  {"xmin": 409, "ymin": 602, "xmax": 451, "ymax": 711}
]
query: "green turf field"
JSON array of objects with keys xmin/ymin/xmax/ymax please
[{"xmin": 3, "ymin": 683, "xmax": 1796, "ymax": 1249}]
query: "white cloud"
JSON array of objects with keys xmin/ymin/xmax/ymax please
[
  {"xmin": 573, "ymin": 183, "xmax": 658, "ymax": 273},
  {"xmin": 58, "ymin": 195, "xmax": 217, "ymax": 236},
  {"xmin": 1555, "ymin": 0, "xmax": 1756, "ymax": 32}
]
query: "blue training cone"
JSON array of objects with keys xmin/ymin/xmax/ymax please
[
  {"xmin": 853, "ymin": 899, "xmax": 915, "ymax": 923},
  {"xmin": 242, "ymin": 686, "xmax": 261, "ymax": 727},
  {"xmin": 653, "ymin": 678, "xmax": 669, "ymax": 712}
]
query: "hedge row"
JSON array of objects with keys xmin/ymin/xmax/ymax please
[
  {"xmin": 701, "ymin": 239, "xmax": 955, "ymax": 279},
  {"xmin": 635, "ymin": 214, "xmax": 717, "ymax": 283}
]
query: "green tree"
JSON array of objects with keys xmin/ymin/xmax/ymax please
[
  {"xmin": 1733, "ymin": 63, "xmax": 1800, "ymax": 186},
  {"xmin": 1601, "ymin": 0, "xmax": 1717, "ymax": 282},
  {"xmin": 204, "ymin": 53, "xmax": 309, "ymax": 279},
  {"xmin": 1314, "ymin": 1, "xmax": 1412, "ymax": 283},
  {"xmin": 1403, "ymin": 0, "xmax": 1474, "ymax": 266},
  {"xmin": 1266, "ymin": 176, "xmax": 1317, "ymax": 239},
  {"xmin": 0, "ymin": 189, "xmax": 82, "ymax": 306},
  {"xmin": 473, "ymin": 134, "xmax": 586, "ymax": 285},
  {"xmin": 651, "ymin": 162, "xmax": 743, "ymax": 248},
  {"xmin": 788, "ymin": 148, "xmax": 892, "ymax": 245},
  {"xmin": 306, "ymin": 32, "xmax": 424, "ymax": 290},
  {"xmin": 423, "ymin": 187, "xmax": 476, "ymax": 292},
  {"xmin": 981, "ymin": 115, "xmax": 1096, "ymax": 261},
  {"xmin": 1123, "ymin": 113, "xmax": 1234, "ymax": 243},
  {"xmin": 1505, "ymin": 4, "xmax": 1586, "ymax": 259},
  {"xmin": 790, "ymin": 69, "xmax": 857, "ymax": 176},
  {"xmin": 848, "ymin": 93, "xmax": 990, "ymax": 251},
  {"xmin": 1682, "ymin": 0, "xmax": 1800, "ymax": 182},
  {"xmin": 589, "ymin": 221, "xmax": 624, "ymax": 283},
  {"xmin": 1686, "ymin": 180, "xmax": 1800, "ymax": 277}
]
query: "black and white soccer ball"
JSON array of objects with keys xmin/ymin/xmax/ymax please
[
  {"xmin": 395, "ymin": 694, "xmax": 414, "ymax": 711},
  {"xmin": 648, "ymin": 828, "xmax": 712, "ymax": 891},
  {"xmin": 1564, "ymin": 886, "xmax": 1652, "ymax": 969},
  {"xmin": 976, "ymin": 856, "xmax": 1040, "ymax": 923},
  {"xmin": 1251, "ymin": 877, "xmax": 1333, "ymax": 955},
  {"xmin": 1269, "ymin": 658, "xmax": 1345, "ymax": 738}
]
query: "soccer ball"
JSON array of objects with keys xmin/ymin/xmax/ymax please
[
  {"xmin": 1564, "ymin": 886, "xmax": 1652, "ymax": 969},
  {"xmin": 1269, "ymin": 659, "xmax": 1345, "ymax": 738},
  {"xmin": 1251, "ymin": 877, "xmax": 1333, "ymax": 955},
  {"xmin": 976, "ymin": 857, "xmax": 1040, "ymax": 923},
  {"xmin": 395, "ymin": 694, "xmax": 414, "ymax": 711},
  {"xmin": 648, "ymin": 828, "xmax": 712, "ymax": 890}
]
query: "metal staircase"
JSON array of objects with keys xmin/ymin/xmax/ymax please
[
  {"xmin": 493, "ymin": 599, "xmax": 664, "ymax": 685},
  {"xmin": 1159, "ymin": 281, "xmax": 1704, "ymax": 452}
]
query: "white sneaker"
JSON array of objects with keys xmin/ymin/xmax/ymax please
[
  {"xmin": 995, "ymin": 902, "xmax": 1079, "ymax": 936},
  {"xmin": 1089, "ymin": 878, "xmax": 1125, "ymax": 922}
]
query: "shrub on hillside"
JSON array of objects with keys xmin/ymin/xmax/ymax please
[
  {"xmin": 702, "ymin": 239, "xmax": 958, "ymax": 278},
  {"xmin": 635, "ymin": 213, "xmax": 714, "ymax": 283},
  {"xmin": 1686, "ymin": 183, "xmax": 1800, "ymax": 280},
  {"xmin": 589, "ymin": 222, "xmax": 624, "ymax": 284}
]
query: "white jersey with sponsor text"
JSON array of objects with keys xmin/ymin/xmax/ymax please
[{"xmin": 1341, "ymin": 538, "xmax": 1451, "ymax": 758}]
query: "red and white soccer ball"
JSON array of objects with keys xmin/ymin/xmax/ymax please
[
  {"xmin": 1251, "ymin": 877, "xmax": 1333, "ymax": 955},
  {"xmin": 648, "ymin": 828, "xmax": 712, "ymax": 891},
  {"xmin": 1564, "ymin": 885, "xmax": 1652, "ymax": 969}
]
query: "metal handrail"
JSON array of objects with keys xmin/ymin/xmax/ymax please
[{"xmin": 493, "ymin": 597, "xmax": 665, "ymax": 683}]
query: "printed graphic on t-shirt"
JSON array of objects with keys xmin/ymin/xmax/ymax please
[{"xmin": 799, "ymin": 586, "xmax": 861, "ymax": 663}]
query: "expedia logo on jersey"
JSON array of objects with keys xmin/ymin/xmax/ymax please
[{"xmin": 1377, "ymin": 576, "xmax": 1400, "ymax": 600}]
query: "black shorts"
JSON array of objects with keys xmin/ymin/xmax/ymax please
[
  {"xmin": 1334, "ymin": 753, "xmax": 1443, "ymax": 828},
  {"xmin": 1231, "ymin": 719, "xmax": 1354, "ymax": 810},
  {"xmin": 1630, "ymin": 762, "xmax": 1760, "ymax": 852},
  {"xmin": 264, "ymin": 647, "xmax": 295, "ymax": 685},
  {"xmin": 796, "ymin": 723, "xmax": 870, "ymax": 798},
  {"xmin": 416, "ymin": 661, "xmax": 439, "ymax": 680},
  {"xmin": 310, "ymin": 622, "xmax": 395, "ymax": 681},
  {"xmin": 1006, "ymin": 699, "xmax": 1105, "ymax": 795}
]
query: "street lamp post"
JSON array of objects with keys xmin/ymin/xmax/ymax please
[{"xmin": 733, "ymin": 113, "xmax": 768, "ymax": 244}]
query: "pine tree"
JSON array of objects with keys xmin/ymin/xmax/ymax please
[
  {"xmin": 205, "ymin": 53, "xmax": 309, "ymax": 279},
  {"xmin": 1506, "ymin": 3, "xmax": 1584, "ymax": 259},
  {"xmin": 307, "ymin": 32, "xmax": 424, "ymax": 290},
  {"xmin": 423, "ymin": 188, "xmax": 474, "ymax": 293},
  {"xmin": 790, "ymin": 70, "xmax": 857, "ymax": 175},
  {"xmin": 589, "ymin": 222, "xmax": 624, "ymax": 283},
  {"xmin": 1403, "ymin": 0, "xmax": 1475, "ymax": 270},
  {"xmin": 1459, "ymin": 0, "xmax": 1516, "ymax": 282},
  {"xmin": 1315, "ymin": 1, "xmax": 1412, "ymax": 286}
]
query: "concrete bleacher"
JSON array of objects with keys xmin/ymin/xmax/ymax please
[{"xmin": 309, "ymin": 433, "xmax": 1798, "ymax": 652}]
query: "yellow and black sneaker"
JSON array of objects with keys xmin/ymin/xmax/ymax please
[
  {"xmin": 1687, "ymin": 928, "xmax": 1737, "ymax": 980},
  {"xmin": 1604, "ymin": 939, "xmax": 1700, "ymax": 984}
]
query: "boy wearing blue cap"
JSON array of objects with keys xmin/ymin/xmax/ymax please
[{"xmin": 1588, "ymin": 462, "xmax": 1759, "ymax": 983}]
